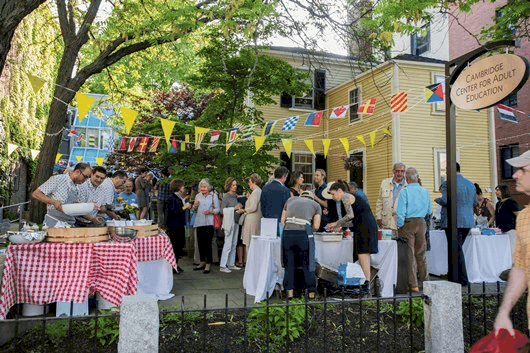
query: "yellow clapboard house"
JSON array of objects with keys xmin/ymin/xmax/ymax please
[{"xmin": 258, "ymin": 49, "xmax": 495, "ymax": 209}]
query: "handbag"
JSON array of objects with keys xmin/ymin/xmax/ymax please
[
  {"xmin": 469, "ymin": 329, "xmax": 530, "ymax": 353},
  {"xmin": 238, "ymin": 213, "xmax": 246, "ymax": 226},
  {"xmin": 212, "ymin": 193, "xmax": 221, "ymax": 229}
]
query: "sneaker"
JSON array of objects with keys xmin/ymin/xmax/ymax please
[
  {"xmin": 228, "ymin": 266, "xmax": 242, "ymax": 271},
  {"xmin": 220, "ymin": 267, "xmax": 232, "ymax": 273}
]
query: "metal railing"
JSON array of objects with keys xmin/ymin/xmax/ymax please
[{"xmin": 0, "ymin": 201, "xmax": 30, "ymax": 231}]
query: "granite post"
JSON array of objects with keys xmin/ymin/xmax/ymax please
[
  {"xmin": 424, "ymin": 281, "xmax": 464, "ymax": 353},
  {"xmin": 118, "ymin": 295, "xmax": 159, "ymax": 353}
]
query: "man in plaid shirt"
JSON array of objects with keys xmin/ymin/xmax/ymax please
[
  {"xmin": 157, "ymin": 168, "xmax": 173, "ymax": 227},
  {"xmin": 494, "ymin": 150, "xmax": 530, "ymax": 335}
]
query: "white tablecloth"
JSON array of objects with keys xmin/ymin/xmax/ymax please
[
  {"xmin": 463, "ymin": 234, "xmax": 512, "ymax": 283},
  {"xmin": 244, "ymin": 236, "xmax": 398, "ymax": 301},
  {"xmin": 136, "ymin": 260, "xmax": 174, "ymax": 300},
  {"xmin": 243, "ymin": 236, "xmax": 284, "ymax": 303},
  {"xmin": 426, "ymin": 230, "xmax": 512, "ymax": 282},
  {"xmin": 426, "ymin": 230, "xmax": 448, "ymax": 276},
  {"xmin": 370, "ymin": 240, "xmax": 398, "ymax": 298}
]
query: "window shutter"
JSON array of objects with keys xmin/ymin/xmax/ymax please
[
  {"xmin": 313, "ymin": 69, "xmax": 326, "ymax": 110},
  {"xmin": 280, "ymin": 92, "xmax": 292, "ymax": 108}
]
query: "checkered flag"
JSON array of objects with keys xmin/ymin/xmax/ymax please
[{"xmin": 281, "ymin": 116, "xmax": 300, "ymax": 131}]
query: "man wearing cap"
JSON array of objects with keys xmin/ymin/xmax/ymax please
[
  {"xmin": 495, "ymin": 150, "xmax": 530, "ymax": 335},
  {"xmin": 376, "ymin": 162, "xmax": 407, "ymax": 232},
  {"xmin": 281, "ymin": 190, "xmax": 321, "ymax": 299}
]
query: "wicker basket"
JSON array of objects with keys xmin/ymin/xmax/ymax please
[{"xmin": 47, "ymin": 227, "xmax": 109, "ymax": 243}]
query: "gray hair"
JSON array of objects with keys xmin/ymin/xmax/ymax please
[
  {"xmin": 393, "ymin": 162, "xmax": 406, "ymax": 171},
  {"xmin": 405, "ymin": 167, "xmax": 419, "ymax": 182},
  {"xmin": 199, "ymin": 178, "xmax": 212, "ymax": 191}
]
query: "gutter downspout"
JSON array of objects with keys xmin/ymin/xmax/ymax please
[
  {"xmin": 391, "ymin": 62, "xmax": 401, "ymax": 164},
  {"xmin": 488, "ymin": 107, "xmax": 498, "ymax": 203}
]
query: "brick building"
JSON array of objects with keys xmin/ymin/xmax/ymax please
[{"xmin": 449, "ymin": 1, "xmax": 530, "ymax": 206}]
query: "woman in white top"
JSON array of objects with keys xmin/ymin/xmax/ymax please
[{"xmin": 192, "ymin": 179, "xmax": 220, "ymax": 274}]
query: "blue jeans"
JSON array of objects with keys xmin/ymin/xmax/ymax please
[{"xmin": 281, "ymin": 230, "xmax": 316, "ymax": 291}]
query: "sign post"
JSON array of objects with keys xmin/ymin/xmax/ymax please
[{"xmin": 445, "ymin": 40, "xmax": 528, "ymax": 285}]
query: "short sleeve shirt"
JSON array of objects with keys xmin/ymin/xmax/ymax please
[
  {"xmin": 283, "ymin": 197, "xmax": 322, "ymax": 230},
  {"xmin": 77, "ymin": 178, "xmax": 115, "ymax": 206},
  {"xmin": 38, "ymin": 174, "xmax": 79, "ymax": 212},
  {"xmin": 513, "ymin": 206, "xmax": 530, "ymax": 328},
  {"xmin": 119, "ymin": 192, "xmax": 139, "ymax": 206}
]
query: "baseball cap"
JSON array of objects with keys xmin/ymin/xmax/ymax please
[{"xmin": 506, "ymin": 150, "xmax": 530, "ymax": 168}]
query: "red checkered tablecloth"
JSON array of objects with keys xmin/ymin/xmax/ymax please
[
  {"xmin": 133, "ymin": 233, "xmax": 178, "ymax": 270},
  {"xmin": 0, "ymin": 242, "xmax": 137, "ymax": 320}
]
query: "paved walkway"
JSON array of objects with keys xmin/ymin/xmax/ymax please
[{"xmin": 159, "ymin": 255, "xmax": 508, "ymax": 311}]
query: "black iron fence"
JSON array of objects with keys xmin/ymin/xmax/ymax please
[{"xmin": 0, "ymin": 283, "xmax": 528, "ymax": 353}]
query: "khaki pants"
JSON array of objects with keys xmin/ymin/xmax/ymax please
[{"xmin": 398, "ymin": 218, "xmax": 429, "ymax": 289}]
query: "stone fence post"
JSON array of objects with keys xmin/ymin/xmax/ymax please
[
  {"xmin": 424, "ymin": 281, "xmax": 464, "ymax": 353},
  {"xmin": 118, "ymin": 295, "xmax": 159, "ymax": 353}
]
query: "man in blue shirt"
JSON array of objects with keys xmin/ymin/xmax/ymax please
[
  {"xmin": 396, "ymin": 167, "xmax": 432, "ymax": 293},
  {"xmin": 260, "ymin": 166, "xmax": 291, "ymax": 236},
  {"xmin": 348, "ymin": 181, "xmax": 369, "ymax": 204},
  {"xmin": 119, "ymin": 180, "xmax": 139, "ymax": 206}
]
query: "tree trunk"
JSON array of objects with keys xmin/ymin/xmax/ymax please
[{"xmin": 0, "ymin": 0, "xmax": 47, "ymax": 76}]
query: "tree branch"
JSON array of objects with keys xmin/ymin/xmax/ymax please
[{"xmin": 77, "ymin": 0, "xmax": 102, "ymax": 42}]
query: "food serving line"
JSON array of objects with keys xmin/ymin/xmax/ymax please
[{"xmin": 0, "ymin": 228, "xmax": 177, "ymax": 320}]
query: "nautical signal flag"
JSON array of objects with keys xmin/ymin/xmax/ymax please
[
  {"xmin": 425, "ymin": 82, "xmax": 444, "ymax": 103},
  {"xmin": 128, "ymin": 137, "xmax": 137, "ymax": 152},
  {"xmin": 357, "ymin": 98, "xmax": 376, "ymax": 114},
  {"xmin": 391, "ymin": 92, "xmax": 408, "ymax": 113},
  {"xmin": 330, "ymin": 106, "xmax": 348, "ymax": 119},
  {"xmin": 119, "ymin": 137, "xmax": 127, "ymax": 151},
  {"xmin": 281, "ymin": 116, "xmax": 300, "ymax": 131},
  {"xmin": 304, "ymin": 111, "xmax": 323, "ymax": 127},
  {"xmin": 263, "ymin": 120, "xmax": 277, "ymax": 136},
  {"xmin": 210, "ymin": 130, "xmax": 221, "ymax": 144},
  {"xmin": 239, "ymin": 125, "xmax": 256, "ymax": 140},
  {"xmin": 169, "ymin": 138, "xmax": 178, "ymax": 153},
  {"xmin": 149, "ymin": 137, "xmax": 160, "ymax": 152},
  {"xmin": 228, "ymin": 128, "xmax": 239, "ymax": 144},
  {"xmin": 137, "ymin": 137, "xmax": 149, "ymax": 153},
  {"xmin": 497, "ymin": 104, "xmax": 518, "ymax": 123}
]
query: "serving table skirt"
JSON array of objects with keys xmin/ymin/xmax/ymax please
[
  {"xmin": 243, "ymin": 236, "xmax": 398, "ymax": 302},
  {"xmin": 0, "ymin": 242, "xmax": 137, "ymax": 319},
  {"xmin": 426, "ymin": 230, "xmax": 512, "ymax": 282},
  {"xmin": 0, "ymin": 233, "xmax": 178, "ymax": 319},
  {"xmin": 134, "ymin": 233, "xmax": 178, "ymax": 300}
]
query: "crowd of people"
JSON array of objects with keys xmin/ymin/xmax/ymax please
[{"xmin": 33, "ymin": 157, "xmax": 522, "ymax": 298}]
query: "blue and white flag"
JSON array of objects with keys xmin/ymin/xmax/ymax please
[
  {"xmin": 497, "ymin": 104, "xmax": 518, "ymax": 123},
  {"xmin": 281, "ymin": 116, "xmax": 300, "ymax": 131}
]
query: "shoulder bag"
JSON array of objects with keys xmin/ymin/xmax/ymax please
[{"xmin": 212, "ymin": 193, "xmax": 221, "ymax": 229}]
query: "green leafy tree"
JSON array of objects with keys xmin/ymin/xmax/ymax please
[{"xmin": 29, "ymin": 0, "xmax": 279, "ymax": 223}]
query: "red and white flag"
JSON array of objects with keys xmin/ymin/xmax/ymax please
[
  {"xmin": 119, "ymin": 137, "xmax": 127, "ymax": 151},
  {"xmin": 149, "ymin": 137, "xmax": 160, "ymax": 152},
  {"xmin": 128, "ymin": 137, "xmax": 137, "ymax": 152},
  {"xmin": 210, "ymin": 130, "xmax": 221, "ymax": 144},
  {"xmin": 497, "ymin": 104, "xmax": 518, "ymax": 123}
]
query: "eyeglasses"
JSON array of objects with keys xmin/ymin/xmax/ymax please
[{"xmin": 80, "ymin": 171, "xmax": 91, "ymax": 180}]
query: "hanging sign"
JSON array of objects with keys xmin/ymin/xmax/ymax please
[{"xmin": 451, "ymin": 54, "xmax": 529, "ymax": 110}]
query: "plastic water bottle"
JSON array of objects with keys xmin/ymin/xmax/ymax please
[{"xmin": 345, "ymin": 229, "xmax": 351, "ymax": 238}]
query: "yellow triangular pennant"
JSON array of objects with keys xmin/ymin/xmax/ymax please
[
  {"xmin": 322, "ymin": 139, "xmax": 331, "ymax": 158},
  {"xmin": 55, "ymin": 153, "xmax": 62, "ymax": 164},
  {"xmin": 95, "ymin": 157, "xmax": 105, "ymax": 166},
  {"xmin": 120, "ymin": 107, "xmax": 138, "ymax": 135},
  {"xmin": 27, "ymin": 74, "xmax": 46, "ymax": 95},
  {"xmin": 226, "ymin": 143, "xmax": 232, "ymax": 152},
  {"xmin": 282, "ymin": 139, "xmax": 293, "ymax": 158},
  {"xmin": 30, "ymin": 149, "xmax": 40, "ymax": 160},
  {"xmin": 160, "ymin": 118, "xmax": 176, "ymax": 151},
  {"xmin": 356, "ymin": 135, "xmax": 366, "ymax": 146},
  {"xmin": 76, "ymin": 155, "xmax": 83, "ymax": 162},
  {"xmin": 76, "ymin": 92, "xmax": 97, "ymax": 123},
  {"xmin": 254, "ymin": 136, "xmax": 266, "ymax": 154},
  {"xmin": 7, "ymin": 143, "xmax": 19, "ymax": 157},
  {"xmin": 181, "ymin": 142, "xmax": 185, "ymax": 152},
  {"xmin": 185, "ymin": 135, "xmax": 190, "ymax": 143},
  {"xmin": 339, "ymin": 138, "xmax": 349, "ymax": 155},
  {"xmin": 382, "ymin": 127, "xmax": 392, "ymax": 137},
  {"xmin": 370, "ymin": 131, "xmax": 377, "ymax": 148},
  {"xmin": 304, "ymin": 140, "xmax": 315, "ymax": 157}
]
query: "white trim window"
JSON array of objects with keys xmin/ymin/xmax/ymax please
[
  {"xmin": 349, "ymin": 88, "xmax": 360, "ymax": 124},
  {"xmin": 432, "ymin": 73, "xmax": 445, "ymax": 114}
]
